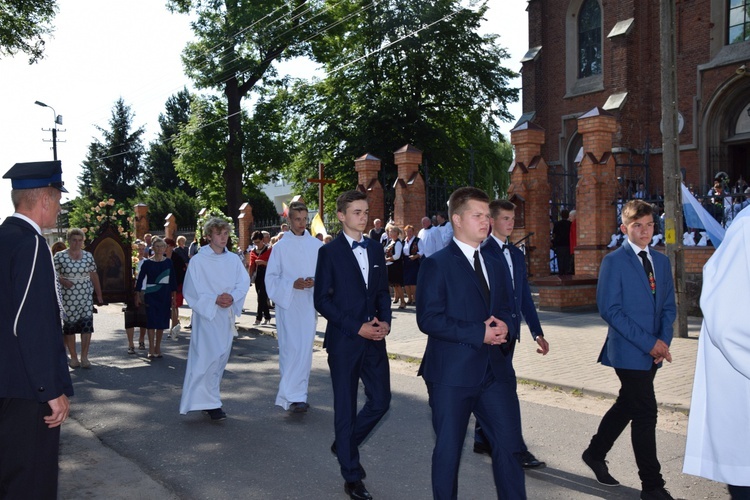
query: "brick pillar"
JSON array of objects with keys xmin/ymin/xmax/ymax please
[
  {"xmin": 238, "ymin": 202, "xmax": 254, "ymax": 253},
  {"xmin": 509, "ymin": 121, "xmax": 550, "ymax": 278},
  {"xmin": 575, "ymin": 107, "xmax": 618, "ymax": 277},
  {"xmin": 164, "ymin": 213, "xmax": 176, "ymax": 240},
  {"xmin": 355, "ymin": 153, "xmax": 384, "ymax": 234},
  {"xmin": 134, "ymin": 203, "xmax": 149, "ymax": 241},
  {"xmin": 393, "ymin": 144, "xmax": 426, "ymax": 229}
]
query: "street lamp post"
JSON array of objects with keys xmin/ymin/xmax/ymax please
[{"xmin": 34, "ymin": 100, "xmax": 63, "ymax": 161}]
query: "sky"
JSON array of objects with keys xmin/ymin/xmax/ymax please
[{"xmin": 0, "ymin": 0, "xmax": 528, "ymax": 219}]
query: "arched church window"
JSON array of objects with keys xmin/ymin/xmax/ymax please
[
  {"xmin": 578, "ymin": 0, "xmax": 602, "ymax": 78},
  {"xmin": 728, "ymin": 0, "xmax": 750, "ymax": 44}
]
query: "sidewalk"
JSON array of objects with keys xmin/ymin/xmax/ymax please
[{"xmin": 232, "ymin": 288, "xmax": 701, "ymax": 411}]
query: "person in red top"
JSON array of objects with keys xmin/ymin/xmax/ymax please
[{"xmin": 248, "ymin": 230, "xmax": 272, "ymax": 325}]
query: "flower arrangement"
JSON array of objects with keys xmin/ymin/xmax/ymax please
[{"xmin": 80, "ymin": 198, "xmax": 133, "ymax": 246}]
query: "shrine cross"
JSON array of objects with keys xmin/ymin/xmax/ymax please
[{"xmin": 307, "ymin": 162, "xmax": 336, "ymax": 215}]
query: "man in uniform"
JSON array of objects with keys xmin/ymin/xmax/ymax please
[{"xmin": 0, "ymin": 161, "xmax": 73, "ymax": 499}]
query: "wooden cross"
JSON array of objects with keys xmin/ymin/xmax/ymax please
[{"xmin": 307, "ymin": 162, "xmax": 336, "ymax": 215}]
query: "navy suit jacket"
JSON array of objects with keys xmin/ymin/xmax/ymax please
[
  {"xmin": 314, "ymin": 233, "xmax": 392, "ymax": 354},
  {"xmin": 0, "ymin": 217, "xmax": 73, "ymax": 402},
  {"xmin": 596, "ymin": 242, "xmax": 676, "ymax": 370},
  {"xmin": 481, "ymin": 237, "xmax": 543, "ymax": 343},
  {"xmin": 417, "ymin": 241, "xmax": 513, "ymax": 388}
]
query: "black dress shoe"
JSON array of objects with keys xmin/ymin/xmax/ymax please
[
  {"xmin": 519, "ymin": 450, "xmax": 546, "ymax": 469},
  {"xmin": 582, "ymin": 449, "xmax": 620, "ymax": 486},
  {"xmin": 640, "ymin": 486, "xmax": 674, "ymax": 500},
  {"xmin": 344, "ymin": 480, "xmax": 372, "ymax": 500}
]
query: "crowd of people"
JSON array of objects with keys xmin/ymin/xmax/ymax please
[{"xmin": 2, "ymin": 160, "xmax": 748, "ymax": 500}]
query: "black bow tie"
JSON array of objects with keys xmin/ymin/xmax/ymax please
[
  {"xmin": 352, "ymin": 239, "xmax": 369, "ymax": 249},
  {"xmin": 501, "ymin": 244, "xmax": 510, "ymax": 252}
]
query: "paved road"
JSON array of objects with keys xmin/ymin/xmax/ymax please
[{"xmin": 55, "ymin": 294, "xmax": 721, "ymax": 499}]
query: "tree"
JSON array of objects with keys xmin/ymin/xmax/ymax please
[
  {"xmin": 278, "ymin": 0, "xmax": 518, "ymax": 212},
  {"xmin": 78, "ymin": 98, "xmax": 145, "ymax": 204},
  {"xmin": 143, "ymin": 87, "xmax": 196, "ymax": 194},
  {"xmin": 0, "ymin": 0, "xmax": 57, "ymax": 63},
  {"xmin": 174, "ymin": 93, "xmax": 293, "ymax": 218},
  {"xmin": 167, "ymin": 0, "xmax": 325, "ymax": 222},
  {"xmin": 135, "ymin": 186, "xmax": 201, "ymax": 231}
]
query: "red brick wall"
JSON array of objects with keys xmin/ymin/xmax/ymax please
[{"xmin": 523, "ymin": 0, "xmax": 721, "ymax": 188}]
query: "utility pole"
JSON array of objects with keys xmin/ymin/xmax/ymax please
[
  {"xmin": 34, "ymin": 101, "xmax": 65, "ymax": 161},
  {"xmin": 660, "ymin": 0, "xmax": 688, "ymax": 337}
]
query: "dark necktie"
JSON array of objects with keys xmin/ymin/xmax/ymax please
[
  {"xmin": 638, "ymin": 250, "xmax": 656, "ymax": 296},
  {"xmin": 473, "ymin": 250, "xmax": 490, "ymax": 302},
  {"xmin": 352, "ymin": 239, "xmax": 369, "ymax": 250}
]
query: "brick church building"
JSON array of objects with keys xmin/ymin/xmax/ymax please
[{"xmin": 507, "ymin": 0, "xmax": 750, "ymax": 310}]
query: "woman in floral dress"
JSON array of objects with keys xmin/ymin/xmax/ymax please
[{"xmin": 54, "ymin": 228, "xmax": 103, "ymax": 368}]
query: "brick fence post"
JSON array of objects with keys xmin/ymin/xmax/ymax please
[
  {"xmin": 164, "ymin": 213, "xmax": 176, "ymax": 240},
  {"xmin": 238, "ymin": 202, "xmax": 254, "ymax": 253},
  {"xmin": 575, "ymin": 107, "xmax": 618, "ymax": 277},
  {"xmin": 134, "ymin": 203, "xmax": 149, "ymax": 241},
  {"xmin": 509, "ymin": 121, "xmax": 550, "ymax": 278},
  {"xmin": 393, "ymin": 144, "xmax": 425, "ymax": 230},
  {"xmin": 355, "ymin": 153, "xmax": 384, "ymax": 234}
]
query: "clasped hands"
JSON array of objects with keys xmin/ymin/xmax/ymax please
[
  {"xmin": 215, "ymin": 293, "xmax": 234, "ymax": 308},
  {"xmin": 359, "ymin": 317, "xmax": 390, "ymax": 341},
  {"xmin": 483, "ymin": 316, "xmax": 509, "ymax": 345},
  {"xmin": 650, "ymin": 339, "xmax": 672, "ymax": 364},
  {"xmin": 293, "ymin": 277, "xmax": 315, "ymax": 290}
]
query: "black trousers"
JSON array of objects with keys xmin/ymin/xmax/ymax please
[
  {"xmin": 586, "ymin": 364, "xmax": 663, "ymax": 490},
  {"xmin": 0, "ymin": 398, "xmax": 60, "ymax": 499},
  {"xmin": 729, "ymin": 485, "xmax": 750, "ymax": 499},
  {"xmin": 255, "ymin": 280, "xmax": 271, "ymax": 321}
]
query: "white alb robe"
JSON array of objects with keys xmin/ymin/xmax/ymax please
[
  {"xmin": 265, "ymin": 229, "xmax": 323, "ymax": 409},
  {"xmin": 683, "ymin": 206, "xmax": 750, "ymax": 486},
  {"xmin": 179, "ymin": 245, "xmax": 250, "ymax": 414}
]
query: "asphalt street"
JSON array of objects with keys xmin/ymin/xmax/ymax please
[{"xmin": 56, "ymin": 303, "xmax": 728, "ymax": 499}]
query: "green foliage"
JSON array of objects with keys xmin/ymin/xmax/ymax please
[
  {"xmin": 275, "ymin": 0, "xmax": 517, "ymax": 213},
  {"xmin": 133, "ymin": 186, "xmax": 201, "ymax": 231},
  {"xmin": 173, "ymin": 95, "xmax": 232, "ymax": 209},
  {"xmin": 167, "ymin": 0, "xmax": 328, "ymax": 219},
  {"xmin": 143, "ymin": 88, "xmax": 196, "ymax": 194},
  {"xmin": 0, "ymin": 0, "xmax": 57, "ymax": 63},
  {"xmin": 174, "ymin": 93, "xmax": 292, "ymax": 216},
  {"xmin": 78, "ymin": 98, "xmax": 145, "ymax": 204}
]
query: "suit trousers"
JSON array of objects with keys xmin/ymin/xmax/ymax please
[
  {"xmin": 586, "ymin": 364, "xmax": 663, "ymax": 490},
  {"xmin": 426, "ymin": 364, "xmax": 526, "ymax": 500},
  {"xmin": 0, "ymin": 398, "xmax": 61, "ymax": 499},
  {"xmin": 473, "ymin": 344, "xmax": 529, "ymax": 455},
  {"xmin": 328, "ymin": 341, "xmax": 391, "ymax": 483}
]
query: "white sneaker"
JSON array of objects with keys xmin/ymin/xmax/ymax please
[{"xmin": 171, "ymin": 324, "xmax": 181, "ymax": 340}]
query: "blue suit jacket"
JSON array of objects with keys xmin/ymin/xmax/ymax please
[
  {"xmin": 417, "ymin": 241, "xmax": 513, "ymax": 387},
  {"xmin": 314, "ymin": 233, "xmax": 392, "ymax": 354},
  {"xmin": 481, "ymin": 237, "xmax": 543, "ymax": 343},
  {"xmin": 596, "ymin": 242, "xmax": 676, "ymax": 370},
  {"xmin": 0, "ymin": 217, "xmax": 73, "ymax": 402}
]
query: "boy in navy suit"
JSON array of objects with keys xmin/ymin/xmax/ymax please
[
  {"xmin": 314, "ymin": 190, "xmax": 392, "ymax": 500},
  {"xmin": 417, "ymin": 187, "xmax": 525, "ymax": 500},
  {"xmin": 582, "ymin": 200, "xmax": 676, "ymax": 500},
  {"xmin": 473, "ymin": 199, "xmax": 549, "ymax": 469}
]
